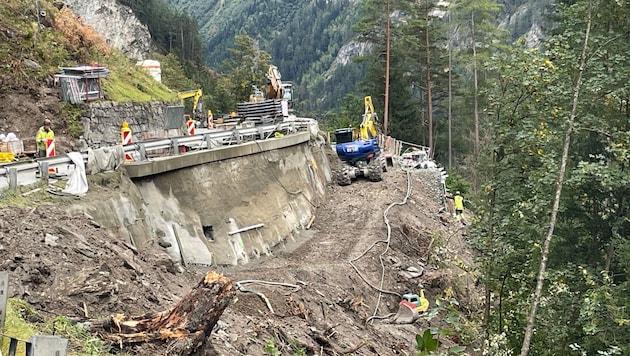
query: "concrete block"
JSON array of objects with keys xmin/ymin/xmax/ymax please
[
  {"xmin": 0, "ymin": 271, "xmax": 7, "ymax": 333},
  {"xmin": 29, "ymin": 335, "xmax": 68, "ymax": 356}
]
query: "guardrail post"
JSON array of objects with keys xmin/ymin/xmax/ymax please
[
  {"xmin": 171, "ymin": 138, "xmax": 180, "ymax": 155},
  {"xmin": 39, "ymin": 162, "xmax": 49, "ymax": 183},
  {"xmin": 204, "ymin": 134, "xmax": 214, "ymax": 150},
  {"xmin": 233, "ymin": 129, "xmax": 242, "ymax": 144},
  {"xmin": 8, "ymin": 168, "xmax": 18, "ymax": 190},
  {"xmin": 138, "ymin": 144, "xmax": 147, "ymax": 161}
]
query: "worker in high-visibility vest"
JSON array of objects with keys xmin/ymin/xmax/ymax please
[
  {"xmin": 454, "ymin": 191, "xmax": 464, "ymax": 221},
  {"xmin": 36, "ymin": 119, "xmax": 54, "ymax": 158}
]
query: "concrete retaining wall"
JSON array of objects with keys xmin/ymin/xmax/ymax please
[{"xmin": 68, "ymin": 132, "xmax": 332, "ymax": 268}]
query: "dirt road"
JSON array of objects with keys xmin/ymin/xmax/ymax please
[{"xmin": 211, "ymin": 168, "xmax": 472, "ymax": 355}]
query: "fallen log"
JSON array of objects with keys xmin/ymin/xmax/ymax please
[{"xmin": 95, "ymin": 271, "xmax": 235, "ymax": 355}]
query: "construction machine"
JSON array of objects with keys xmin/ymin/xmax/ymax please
[
  {"xmin": 333, "ymin": 96, "xmax": 387, "ymax": 186},
  {"xmin": 233, "ymin": 65, "xmax": 294, "ymax": 125},
  {"xmin": 266, "ymin": 65, "xmax": 294, "ymax": 111},
  {"xmin": 178, "ymin": 89, "xmax": 208, "ymax": 124}
]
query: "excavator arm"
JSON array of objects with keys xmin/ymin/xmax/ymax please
[
  {"xmin": 178, "ymin": 89, "xmax": 203, "ymax": 118},
  {"xmin": 359, "ymin": 96, "xmax": 378, "ymax": 140},
  {"xmin": 266, "ymin": 65, "xmax": 284, "ymax": 100}
]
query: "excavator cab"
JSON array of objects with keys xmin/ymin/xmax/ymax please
[{"xmin": 334, "ymin": 128, "xmax": 356, "ymax": 144}]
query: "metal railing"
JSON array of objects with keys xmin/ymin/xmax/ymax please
[{"xmin": 0, "ymin": 120, "xmax": 316, "ymax": 190}]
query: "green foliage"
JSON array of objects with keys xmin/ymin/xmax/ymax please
[
  {"xmin": 472, "ymin": 0, "xmax": 630, "ymax": 354},
  {"xmin": 1, "ymin": 299, "xmax": 39, "ymax": 356},
  {"xmin": 445, "ymin": 170, "xmax": 471, "ymax": 197},
  {"xmin": 2, "ymin": 299, "xmax": 113, "ymax": 356},
  {"xmin": 319, "ymin": 92, "xmax": 366, "ymax": 132},
  {"xmin": 415, "ymin": 296, "xmax": 471, "ymax": 356},
  {"xmin": 416, "ymin": 329, "xmax": 440, "ymax": 355},
  {"xmin": 219, "ymin": 33, "xmax": 271, "ymax": 106},
  {"xmin": 263, "ymin": 338, "xmax": 281, "ymax": 356},
  {"xmin": 42, "ymin": 317, "xmax": 111, "ymax": 355},
  {"xmin": 61, "ymin": 102, "xmax": 84, "ymax": 138},
  {"xmin": 99, "ymin": 52, "xmax": 178, "ymax": 102}
]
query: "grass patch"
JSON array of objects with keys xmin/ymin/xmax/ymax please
[
  {"xmin": 0, "ymin": 179, "xmax": 70, "ymax": 207},
  {"xmin": 2, "ymin": 299, "xmax": 117, "ymax": 356},
  {"xmin": 1, "ymin": 299, "xmax": 40, "ymax": 355},
  {"xmin": 99, "ymin": 52, "xmax": 179, "ymax": 103}
]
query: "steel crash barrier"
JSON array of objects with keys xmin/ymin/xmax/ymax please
[{"xmin": 0, "ymin": 120, "xmax": 316, "ymax": 190}]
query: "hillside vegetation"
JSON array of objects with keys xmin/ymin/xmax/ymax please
[{"xmin": 0, "ymin": 0, "xmax": 179, "ymax": 108}]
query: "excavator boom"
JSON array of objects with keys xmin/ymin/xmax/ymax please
[
  {"xmin": 266, "ymin": 65, "xmax": 284, "ymax": 100},
  {"xmin": 178, "ymin": 89, "xmax": 204, "ymax": 119},
  {"xmin": 333, "ymin": 95, "xmax": 386, "ymax": 185},
  {"xmin": 359, "ymin": 96, "xmax": 378, "ymax": 140}
]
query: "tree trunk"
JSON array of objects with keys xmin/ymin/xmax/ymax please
[
  {"xmin": 96, "ymin": 271, "xmax": 235, "ymax": 355},
  {"xmin": 425, "ymin": 0, "xmax": 434, "ymax": 157},
  {"xmin": 519, "ymin": 3, "xmax": 592, "ymax": 355},
  {"xmin": 384, "ymin": 0, "xmax": 391, "ymax": 135}
]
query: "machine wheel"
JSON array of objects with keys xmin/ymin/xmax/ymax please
[
  {"xmin": 367, "ymin": 160, "xmax": 382, "ymax": 181},
  {"xmin": 337, "ymin": 167, "xmax": 352, "ymax": 186}
]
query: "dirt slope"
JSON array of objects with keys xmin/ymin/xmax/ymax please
[
  {"xmin": 0, "ymin": 166, "xmax": 476, "ymax": 355},
  {"xmin": 211, "ymin": 168, "xmax": 477, "ymax": 355}
]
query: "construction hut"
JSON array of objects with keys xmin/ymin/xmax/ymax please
[{"xmin": 55, "ymin": 66, "xmax": 110, "ymax": 104}]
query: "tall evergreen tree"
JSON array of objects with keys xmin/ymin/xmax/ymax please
[{"xmin": 476, "ymin": 0, "xmax": 630, "ymax": 354}]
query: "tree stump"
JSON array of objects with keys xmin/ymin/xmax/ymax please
[{"xmin": 96, "ymin": 271, "xmax": 235, "ymax": 355}]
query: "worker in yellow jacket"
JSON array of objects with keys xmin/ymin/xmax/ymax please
[
  {"xmin": 454, "ymin": 191, "xmax": 464, "ymax": 221},
  {"xmin": 36, "ymin": 119, "xmax": 54, "ymax": 158}
]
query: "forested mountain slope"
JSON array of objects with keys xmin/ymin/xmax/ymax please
[
  {"xmin": 166, "ymin": 0, "xmax": 363, "ymax": 114},
  {"xmin": 166, "ymin": 0, "xmax": 552, "ymax": 114}
]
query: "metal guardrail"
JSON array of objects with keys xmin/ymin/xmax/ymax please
[{"xmin": 0, "ymin": 120, "xmax": 314, "ymax": 190}]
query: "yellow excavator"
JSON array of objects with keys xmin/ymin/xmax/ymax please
[
  {"xmin": 178, "ymin": 89, "xmax": 209, "ymax": 123},
  {"xmin": 237, "ymin": 65, "xmax": 294, "ymax": 123},
  {"xmin": 265, "ymin": 65, "xmax": 293, "ymax": 109},
  {"xmin": 266, "ymin": 65, "xmax": 284, "ymax": 99}
]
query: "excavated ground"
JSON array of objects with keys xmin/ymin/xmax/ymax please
[{"xmin": 0, "ymin": 162, "xmax": 479, "ymax": 355}]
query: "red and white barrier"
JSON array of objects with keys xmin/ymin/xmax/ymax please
[
  {"xmin": 186, "ymin": 118, "xmax": 195, "ymax": 135},
  {"xmin": 46, "ymin": 138, "xmax": 57, "ymax": 173},
  {"xmin": 121, "ymin": 121, "xmax": 133, "ymax": 161}
]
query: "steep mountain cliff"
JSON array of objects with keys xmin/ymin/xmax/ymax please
[{"xmin": 64, "ymin": 0, "xmax": 154, "ymax": 60}]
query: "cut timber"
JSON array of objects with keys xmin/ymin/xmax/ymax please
[{"xmin": 96, "ymin": 271, "xmax": 235, "ymax": 354}]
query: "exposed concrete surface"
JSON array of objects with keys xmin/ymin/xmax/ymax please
[
  {"xmin": 124, "ymin": 131, "xmax": 311, "ymax": 178},
  {"xmin": 69, "ymin": 131, "xmax": 331, "ymax": 267}
]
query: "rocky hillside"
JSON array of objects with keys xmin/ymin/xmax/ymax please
[{"xmin": 63, "ymin": 0, "xmax": 154, "ymax": 60}]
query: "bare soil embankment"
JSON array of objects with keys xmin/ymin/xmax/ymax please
[{"xmin": 0, "ymin": 165, "xmax": 478, "ymax": 355}]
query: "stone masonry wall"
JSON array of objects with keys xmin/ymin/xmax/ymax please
[{"xmin": 80, "ymin": 101, "xmax": 181, "ymax": 148}]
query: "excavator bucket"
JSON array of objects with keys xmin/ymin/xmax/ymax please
[{"xmin": 389, "ymin": 300, "xmax": 418, "ymax": 324}]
